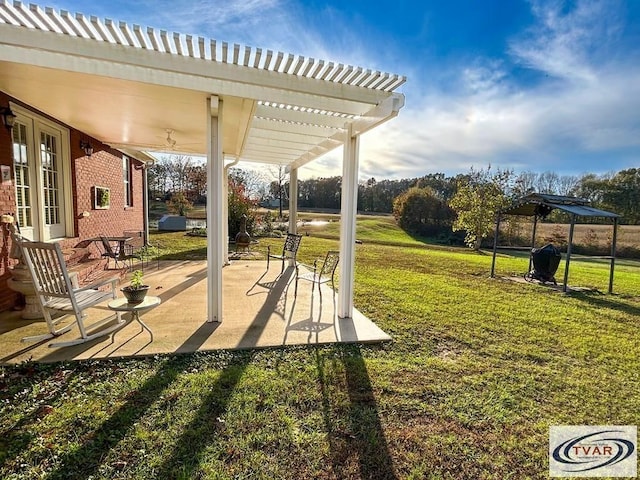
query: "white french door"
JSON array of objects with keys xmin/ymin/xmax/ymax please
[{"xmin": 12, "ymin": 106, "xmax": 71, "ymax": 241}]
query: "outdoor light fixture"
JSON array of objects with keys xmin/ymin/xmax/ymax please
[
  {"xmin": 1, "ymin": 107, "xmax": 16, "ymax": 131},
  {"xmin": 80, "ymin": 140, "xmax": 93, "ymax": 158}
]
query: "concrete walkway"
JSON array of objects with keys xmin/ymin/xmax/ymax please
[{"xmin": 0, "ymin": 260, "xmax": 391, "ymax": 364}]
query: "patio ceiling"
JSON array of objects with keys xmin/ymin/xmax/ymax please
[{"xmin": 0, "ymin": 1, "xmax": 405, "ymax": 169}]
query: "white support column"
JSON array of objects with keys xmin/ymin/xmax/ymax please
[
  {"xmin": 223, "ymin": 157, "xmax": 239, "ymax": 266},
  {"xmin": 207, "ymin": 96, "xmax": 224, "ymax": 322},
  {"xmin": 287, "ymin": 167, "xmax": 299, "ymax": 267},
  {"xmin": 223, "ymin": 176, "xmax": 229, "ymax": 265},
  {"xmin": 338, "ymin": 123, "xmax": 359, "ymax": 319},
  {"xmin": 288, "ymin": 167, "xmax": 298, "ymax": 234}
]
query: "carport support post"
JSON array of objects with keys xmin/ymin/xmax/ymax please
[
  {"xmin": 528, "ymin": 214, "xmax": 538, "ymax": 272},
  {"xmin": 207, "ymin": 96, "xmax": 224, "ymax": 322},
  {"xmin": 562, "ymin": 214, "xmax": 576, "ymax": 293},
  {"xmin": 338, "ymin": 123, "xmax": 359, "ymax": 319},
  {"xmin": 490, "ymin": 215, "xmax": 500, "ymax": 278},
  {"xmin": 609, "ymin": 217, "xmax": 618, "ymax": 294}
]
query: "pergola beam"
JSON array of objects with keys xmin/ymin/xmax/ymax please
[{"xmin": 0, "ymin": 27, "xmax": 389, "ymax": 115}]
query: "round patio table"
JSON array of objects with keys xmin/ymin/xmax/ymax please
[{"xmin": 108, "ymin": 296, "xmax": 160, "ymax": 341}]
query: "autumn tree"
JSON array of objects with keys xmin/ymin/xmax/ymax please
[
  {"xmin": 166, "ymin": 191, "xmax": 193, "ymax": 216},
  {"xmin": 449, "ymin": 166, "xmax": 513, "ymax": 250},
  {"xmin": 228, "ymin": 171, "xmax": 257, "ymax": 237}
]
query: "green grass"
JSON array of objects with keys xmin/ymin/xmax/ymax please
[{"xmin": 2, "ymin": 218, "xmax": 640, "ymax": 479}]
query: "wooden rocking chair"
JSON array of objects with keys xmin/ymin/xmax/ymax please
[
  {"xmin": 295, "ymin": 250, "xmax": 339, "ymax": 297},
  {"xmin": 267, "ymin": 233, "xmax": 303, "ymax": 273},
  {"xmin": 17, "ymin": 237, "xmax": 125, "ymax": 347}
]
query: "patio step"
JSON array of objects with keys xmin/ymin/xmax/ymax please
[
  {"xmin": 61, "ymin": 246, "xmax": 92, "ymax": 267},
  {"xmin": 67, "ymin": 258, "xmax": 127, "ymax": 289}
]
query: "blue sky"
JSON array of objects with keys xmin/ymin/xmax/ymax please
[{"xmin": 47, "ymin": 0, "xmax": 640, "ymax": 180}]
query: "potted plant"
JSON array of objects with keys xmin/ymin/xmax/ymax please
[{"xmin": 121, "ymin": 270, "xmax": 149, "ymax": 304}]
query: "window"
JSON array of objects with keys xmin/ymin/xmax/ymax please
[{"xmin": 123, "ymin": 156, "xmax": 132, "ymax": 207}]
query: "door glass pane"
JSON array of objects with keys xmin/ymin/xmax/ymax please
[
  {"xmin": 13, "ymin": 123, "xmax": 32, "ymax": 229},
  {"xmin": 40, "ymin": 131, "xmax": 60, "ymax": 226}
]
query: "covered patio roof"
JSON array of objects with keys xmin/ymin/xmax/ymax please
[
  {"xmin": 0, "ymin": 1, "xmax": 405, "ymax": 168},
  {"xmin": 0, "ymin": 1, "xmax": 406, "ymax": 324}
]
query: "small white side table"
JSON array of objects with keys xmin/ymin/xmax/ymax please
[{"xmin": 108, "ymin": 296, "xmax": 160, "ymax": 341}]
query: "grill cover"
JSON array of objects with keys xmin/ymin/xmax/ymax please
[{"xmin": 530, "ymin": 244, "xmax": 561, "ymax": 282}]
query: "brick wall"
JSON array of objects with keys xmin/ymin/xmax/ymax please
[
  {"xmin": 0, "ymin": 93, "xmax": 145, "ymax": 312},
  {"xmin": 0, "ymin": 92, "xmax": 19, "ymax": 311},
  {"xmin": 71, "ymin": 130, "xmax": 144, "ymax": 240}
]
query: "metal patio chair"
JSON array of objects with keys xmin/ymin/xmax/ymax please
[
  {"xmin": 295, "ymin": 250, "xmax": 339, "ymax": 297},
  {"xmin": 267, "ymin": 233, "xmax": 303, "ymax": 273},
  {"xmin": 99, "ymin": 235, "xmax": 139, "ymax": 271},
  {"xmin": 17, "ymin": 237, "xmax": 124, "ymax": 347},
  {"xmin": 123, "ymin": 230, "xmax": 160, "ymax": 271}
]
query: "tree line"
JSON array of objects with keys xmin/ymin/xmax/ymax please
[{"xmin": 147, "ymin": 155, "xmax": 639, "ymax": 246}]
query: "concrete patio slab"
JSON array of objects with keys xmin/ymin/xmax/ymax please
[{"xmin": 0, "ymin": 260, "xmax": 391, "ymax": 364}]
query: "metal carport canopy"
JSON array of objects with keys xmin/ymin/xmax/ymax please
[{"xmin": 491, "ymin": 193, "xmax": 621, "ymax": 294}]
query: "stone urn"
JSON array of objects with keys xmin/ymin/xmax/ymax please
[
  {"xmin": 234, "ymin": 214, "xmax": 251, "ymax": 252},
  {"xmin": 3, "ymin": 219, "xmax": 42, "ymax": 319}
]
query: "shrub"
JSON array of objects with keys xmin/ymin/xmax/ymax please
[{"xmin": 393, "ymin": 186, "xmax": 454, "ymax": 237}]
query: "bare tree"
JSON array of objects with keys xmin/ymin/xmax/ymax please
[
  {"xmin": 268, "ymin": 165, "xmax": 289, "ymax": 218},
  {"xmin": 229, "ymin": 167, "xmax": 269, "ymax": 200}
]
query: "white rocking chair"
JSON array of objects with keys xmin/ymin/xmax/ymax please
[{"xmin": 16, "ymin": 236, "xmax": 125, "ymax": 347}]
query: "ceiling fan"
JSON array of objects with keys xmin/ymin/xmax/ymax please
[{"xmin": 164, "ymin": 129, "xmax": 177, "ymax": 148}]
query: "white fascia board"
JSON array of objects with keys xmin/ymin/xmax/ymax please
[
  {"xmin": 350, "ymin": 92, "xmax": 405, "ymax": 136},
  {"xmin": 286, "ymin": 93, "xmax": 405, "ymax": 170},
  {"xmin": 116, "ymin": 147, "xmax": 156, "ymax": 164},
  {"xmin": 254, "ymin": 104, "xmax": 351, "ymax": 129},
  {"xmin": 239, "ymin": 151, "xmax": 298, "ymax": 164},
  {"xmin": 0, "ymin": 25, "xmax": 391, "ymax": 114},
  {"xmin": 232, "ymin": 97, "xmax": 256, "ymax": 160}
]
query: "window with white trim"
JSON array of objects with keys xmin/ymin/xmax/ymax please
[{"xmin": 123, "ymin": 156, "xmax": 132, "ymax": 207}]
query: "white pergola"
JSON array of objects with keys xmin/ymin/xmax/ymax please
[{"xmin": 0, "ymin": 1, "xmax": 406, "ymax": 323}]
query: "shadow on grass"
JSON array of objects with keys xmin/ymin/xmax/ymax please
[
  {"xmin": 0, "ymin": 363, "xmax": 76, "ymax": 471},
  {"xmin": 41, "ymin": 355, "xmax": 194, "ymax": 480},
  {"xmin": 574, "ymin": 291, "xmax": 640, "ymax": 320},
  {"xmin": 317, "ymin": 345, "xmax": 397, "ymax": 479},
  {"xmin": 152, "ymin": 352, "xmax": 253, "ymax": 478},
  {"xmin": 153, "ymin": 268, "xmax": 293, "ymax": 478}
]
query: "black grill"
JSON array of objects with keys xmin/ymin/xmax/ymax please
[{"xmin": 526, "ymin": 244, "xmax": 561, "ymax": 284}]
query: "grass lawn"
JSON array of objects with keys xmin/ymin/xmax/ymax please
[{"xmin": 1, "ymin": 219, "xmax": 639, "ymax": 479}]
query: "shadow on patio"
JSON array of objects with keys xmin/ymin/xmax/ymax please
[{"xmin": 0, "ymin": 260, "xmax": 391, "ymax": 364}]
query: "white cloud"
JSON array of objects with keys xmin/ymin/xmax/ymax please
[
  {"xmin": 72, "ymin": 0, "xmax": 640, "ymax": 180},
  {"xmin": 347, "ymin": 0, "xmax": 640, "ymax": 179},
  {"xmin": 508, "ymin": 0, "xmax": 623, "ymax": 84}
]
